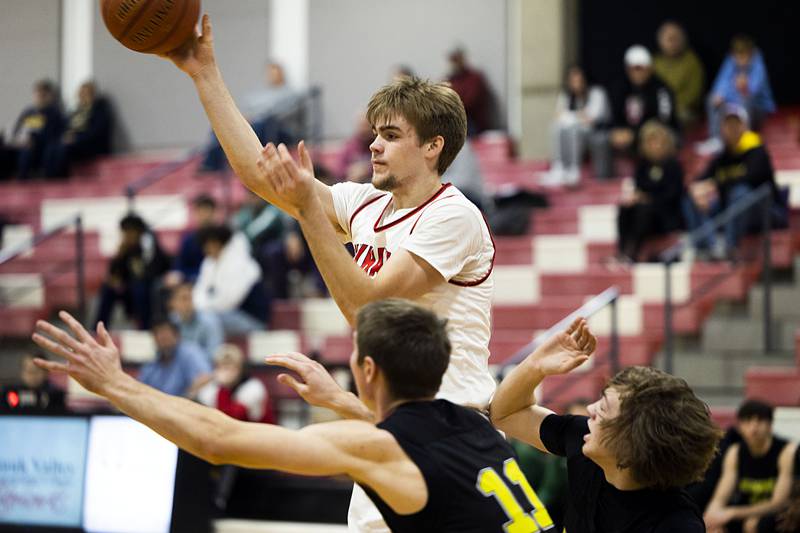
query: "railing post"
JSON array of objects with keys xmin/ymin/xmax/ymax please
[
  {"xmin": 75, "ymin": 216, "xmax": 86, "ymax": 325},
  {"xmin": 610, "ymin": 295, "xmax": 620, "ymax": 374},
  {"xmin": 663, "ymin": 259, "xmax": 674, "ymax": 374},
  {"xmin": 762, "ymin": 191, "xmax": 773, "ymax": 353},
  {"xmin": 126, "ymin": 185, "xmax": 135, "ymax": 213}
]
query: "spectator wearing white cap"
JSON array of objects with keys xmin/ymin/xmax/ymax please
[{"xmin": 589, "ymin": 45, "xmax": 680, "ymax": 179}]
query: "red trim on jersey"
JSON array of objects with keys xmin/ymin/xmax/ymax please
[
  {"xmin": 408, "ymin": 194, "xmax": 459, "ymax": 235},
  {"xmin": 348, "ymin": 194, "xmax": 386, "ymax": 235},
  {"xmin": 448, "ymin": 211, "xmax": 497, "ymax": 288},
  {"xmin": 373, "ymin": 183, "xmax": 452, "ymax": 233}
]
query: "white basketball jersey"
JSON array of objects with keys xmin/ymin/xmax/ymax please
[{"xmin": 331, "ymin": 181, "xmax": 497, "ymax": 533}]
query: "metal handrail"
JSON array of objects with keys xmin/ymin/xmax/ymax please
[
  {"xmin": 502, "ymin": 286, "xmax": 621, "ymax": 369},
  {"xmin": 660, "ymin": 182, "xmax": 775, "ymax": 372},
  {"xmin": 124, "ymin": 147, "xmax": 203, "ymax": 208},
  {"xmin": 0, "ymin": 215, "xmax": 86, "ymax": 323}
]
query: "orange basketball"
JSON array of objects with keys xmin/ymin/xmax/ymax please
[{"xmin": 101, "ymin": 0, "xmax": 201, "ymax": 55}]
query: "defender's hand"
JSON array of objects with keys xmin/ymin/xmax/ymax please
[
  {"xmin": 32, "ymin": 312, "xmax": 126, "ymax": 396},
  {"xmin": 265, "ymin": 352, "xmax": 347, "ymax": 410},
  {"xmin": 162, "ymin": 14, "xmax": 217, "ymax": 80},
  {"xmin": 528, "ymin": 317, "xmax": 596, "ymax": 376}
]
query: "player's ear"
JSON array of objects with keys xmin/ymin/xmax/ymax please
[
  {"xmin": 426, "ymin": 135, "xmax": 444, "ymax": 155},
  {"xmin": 362, "ymin": 356, "xmax": 377, "ymax": 382}
]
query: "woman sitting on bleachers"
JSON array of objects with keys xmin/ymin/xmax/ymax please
[
  {"xmin": 540, "ymin": 65, "xmax": 609, "ymax": 187},
  {"xmin": 615, "ymin": 120, "xmax": 685, "ymax": 263}
]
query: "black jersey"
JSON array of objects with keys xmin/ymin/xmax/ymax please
[
  {"xmin": 733, "ymin": 436, "xmax": 789, "ymax": 505},
  {"xmin": 360, "ymin": 400, "xmax": 554, "ymax": 533}
]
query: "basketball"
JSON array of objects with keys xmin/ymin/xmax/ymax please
[{"xmin": 101, "ymin": 0, "xmax": 200, "ymax": 55}]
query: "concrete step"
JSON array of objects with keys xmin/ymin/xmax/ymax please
[
  {"xmin": 701, "ymin": 316, "xmax": 796, "ymax": 352},
  {"xmin": 692, "ymin": 387, "xmax": 746, "ymax": 410},
  {"xmin": 660, "ymin": 350, "xmax": 795, "ymax": 388},
  {"xmin": 748, "ymin": 285, "xmax": 800, "ymax": 320}
]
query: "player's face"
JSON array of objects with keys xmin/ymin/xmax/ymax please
[
  {"xmin": 583, "ymin": 387, "xmax": 621, "ymax": 463},
  {"xmin": 369, "ymin": 115, "xmax": 431, "ymax": 191},
  {"xmin": 738, "ymin": 417, "xmax": 772, "ymax": 450}
]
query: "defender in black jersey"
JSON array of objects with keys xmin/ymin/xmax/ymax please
[
  {"xmin": 705, "ymin": 400, "xmax": 797, "ymax": 533},
  {"xmin": 32, "ymin": 300, "xmax": 597, "ymax": 532},
  {"xmin": 491, "ymin": 329, "xmax": 722, "ymax": 533}
]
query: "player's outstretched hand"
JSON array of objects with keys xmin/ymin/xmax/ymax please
[
  {"xmin": 266, "ymin": 352, "xmax": 346, "ymax": 410},
  {"xmin": 257, "ymin": 141, "xmax": 316, "ymax": 216},
  {"xmin": 527, "ymin": 317, "xmax": 596, "ymax": 376},
  {"xmin": 31, "ymin": 312, "xmax": 126, "ymax": 396},
  {"xmin": 162, "ymin": 13, "xmax": 216, "ymax": 80}
]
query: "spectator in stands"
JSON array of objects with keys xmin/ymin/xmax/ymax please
[
  {"xmin": 168, "ymin": 194, "xmax": 218, "ymax": 285},
  {"xmin": 138, "ymin": 317, "xmax": 212, "ymax": 397},
  {"xmin": 195, "ymin": 344, "xmax": 273, "ymax": 423},
  {"xmin": 42, "ymin": 81, "xmax": 113, "ymax": 178},
  {"xmin": 232, "ymin": 189, "xmax": 285, "ymax": 251},
  {"xmin": 540, "ymin": 65, "xmax": 610, "ymax": 187},
  {"xmin": 335, "ymin": 113, "xmax": 373, "ymax": 183},
  {"xmin": 200, "ymin": 62, "xmax": 303, "ymax": 172},
  {"xmin": 392, "ymin": 65, "xmax": 415, "ymax": 81},
  {"xmin": 615, "ymin": 120, "xmax": 684, "ymax": 263},
  {"xmin": 1, "ymin": 79, "xmax": 64, "ymax": 180},
  {"xmin": 0, "ymin": 351, "xmax": 65, "ymax": 412},
  {"xmin": 442, "ymin": 140, "xmax": 487, "ymax": 210},
  {"xmin": 168, "ymin": 282, "xmax": 223, "ymax": 361},
  {"xmin": 193, "ymin": 224, "xmax": 269, "ymax": 334},
  {"xmin": 698, "ymin": 35, "xmax": 776, "ymax": 155},
  {"xmin": 653, "ymin": 21, "xmax": 705, "ymax": 126},
  {"xmin": 95, "ymin": 214, "xmax": 171, "ymax": 330},
  {"xmin": 589, "ymin": 45, "xmax": 679, "ymax": 179},
  {"xmin": 683, "ymin": 105, "xmax": 787, "ymax": 261},
  {"xmin": 447, "ymin": 48, "xmax": 492, "ymax": 136},
  {"xmin": 704, "ymin": 400, "xmax": 797, "ymax": 533}
]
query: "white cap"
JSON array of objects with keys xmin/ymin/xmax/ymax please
[{"xmin": 624, "ymin": 45, "xmax": 652, "ymax": 67}]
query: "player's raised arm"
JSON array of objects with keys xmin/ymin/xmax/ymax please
[
  {"xmin": 29, "ymin": 311, "xmax": 423, "ymax": 510},
  {"xmin": 163, "ymin": 15, "xmax": 337, "ymax": 225},
  {"xmin": 490, "ymin": 318, "xmax": 596, "ymax": 451}
]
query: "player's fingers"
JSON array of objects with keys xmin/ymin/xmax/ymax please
[
  {"xmin": 32, "ymin": 358, "xmax": 69, "ymax": 374},
  {"xmin": 277, "ymin": 374, "xmax": 308, "ymax": 393},
  {"xmin": 298, "ymin": 140, "xmax": 313, "ymax": 172},
  {"xmin": 31, "ymin": 332, "xmax": 83, "ymax": 363},
  {"xmin": 35, "ymin": 320, "xmax": 84, "ymax": 354},
  {"xmin": 264, "ymin": 143, "xmax": 289, "ymax": 191},
  {"xmin": 259, "ymin": 144, "xmax": 284, "ymax": 192},
  {"xmin": 58, "ymin": 310, "xmax": 97, "ymax": 346},
  {"xmin": 200, "ymin": 13, "xmax": 211, "ymax": 39},
  {"xmin": 277, "ymin": 143, "xmax": 300, "ymax": 182},
  {"xmin": 97, "ymin": 321, "xmax": 114, "ymax": 348},
  {"xmin": 566, "ymin": 316, "xmax": 583, "ymax": 336},
  {"xmin": 264, "ymin": 355, "xmax": 306, "ymax": 373}
]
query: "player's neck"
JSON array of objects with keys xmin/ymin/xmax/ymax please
[
  {"xmin": 599, "ymin": 461, "xmax": 644, "ymax": 491},
  {"xmin": 375, "ymin": 394, "xmax": 435, "ymax": 422},
  {"xmin": 391, "ymin": 175, "xmax": 442, "ymax": 210}
]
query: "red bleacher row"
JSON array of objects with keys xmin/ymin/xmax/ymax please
[{"xmin": 2, "ymin": 110, "xmax": 799, "ymax": 417}]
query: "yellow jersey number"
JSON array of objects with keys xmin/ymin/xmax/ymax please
[{"xmin": 477, "ymin": 458, "xmax": 554, "ymax": 532}]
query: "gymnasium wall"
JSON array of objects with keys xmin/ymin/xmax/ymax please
[
  {"xmin": 307, "ymin": 0, "xmax": 508, "ymax": 139},
  {"xmin": 91, "ymin": 0, "xmax": 272, "ymax": 151},
  {"xmin": 0, "ymin": 0, "xmax": 61, "ymax": 135}
]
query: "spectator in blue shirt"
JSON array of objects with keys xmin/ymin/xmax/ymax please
[
  {"xmin": 698, "ymin": 35, "xmax": 775, "ymax": 154},
  {"xmin": 137, "ymin": 317, "xmax": 212, "ymax": 397},
  {"xmin": 168, "ymin": 282, "xmax": 224, "ymax": 362},
  {"xmin": 168, "ymin": 194, "xmax": 218, "ymax": 285}
]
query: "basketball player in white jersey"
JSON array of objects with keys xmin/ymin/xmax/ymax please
[{"xmin": 164, "ymin": 16, "xmax": 495, "ymax": 532}]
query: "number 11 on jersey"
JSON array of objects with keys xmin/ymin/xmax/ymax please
[{"xmin": 477, "ymin": 458, "xmax": 555, "ymax": 532}]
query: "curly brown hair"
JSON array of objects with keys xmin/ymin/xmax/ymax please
[
  {"xmin": 601, "ymin": 366, "xmax": 723, "ymax": 489},
  {"xmin": 366, "ymin": 76, "xmax": 467, "ymax": 176}
]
